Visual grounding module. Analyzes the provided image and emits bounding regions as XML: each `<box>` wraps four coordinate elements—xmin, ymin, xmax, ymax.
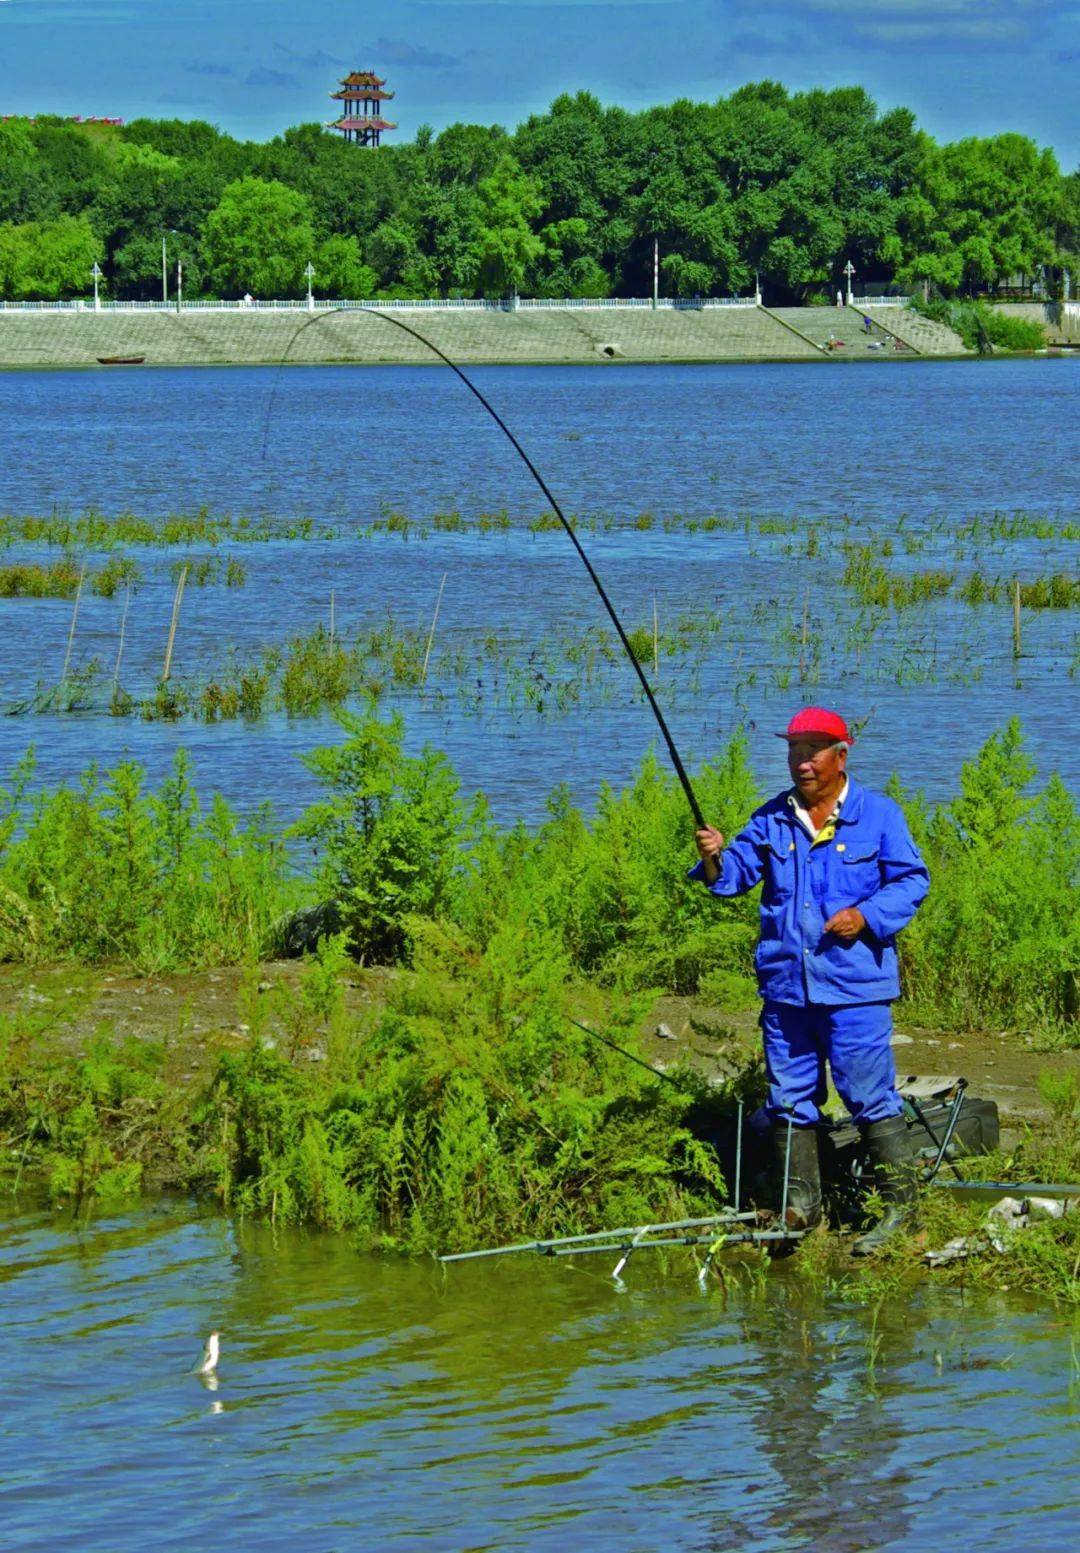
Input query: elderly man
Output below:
<box><xmin>691</xmin><ymin>708</ymin><xmax>930</xmax><ymax>1253</ymax></box>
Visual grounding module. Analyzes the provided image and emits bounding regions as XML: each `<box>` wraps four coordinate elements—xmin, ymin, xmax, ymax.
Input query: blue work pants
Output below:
<box><xmin>760</xmin><ymin>1000</ymin><xmax>902</xmax><ymax>1128</ymax></box>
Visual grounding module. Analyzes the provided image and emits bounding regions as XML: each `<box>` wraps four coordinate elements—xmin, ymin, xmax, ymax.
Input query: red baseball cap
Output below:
<box><xmin>776</xmin><ymin>707</ymin><xmax>853</xmax><ymax>744</ymax></box>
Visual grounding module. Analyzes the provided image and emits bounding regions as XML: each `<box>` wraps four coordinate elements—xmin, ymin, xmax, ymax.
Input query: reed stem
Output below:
<box><xmin>421</xmin><ymin>572</ymin><xmax>447</xmax><ymax>685</ymax></box>
<box><xmin>162</xmin><ymin>565</ymin><xmax>188</xmax><ymax>683</ymax></box>
<box><xmin>113</xmin><ymin>584</ymin><xmax>131</xmax><ymax>689</ymax></box>
<box><xmin>59</xmin><ymin>563</ymin><xmax>87</xmax><ymax>692</ymax></box>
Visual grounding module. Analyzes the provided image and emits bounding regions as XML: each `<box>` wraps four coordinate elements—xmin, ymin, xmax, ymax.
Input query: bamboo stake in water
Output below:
<box><xmin>799</xmin><ymin>588</ymin><xmax>809</xmax><ymax>681</ymax></box>
<box><xmin>421</xmin><ymin>571</ymin><xmax>447</xmax><ymax>685</ymax></box>
<box><xmin>162</xmin><ymin>565</ymin><xmax>188</xmax><ymax>683</ymax></box>
<box><xmin>652</xmin><ymin>597</ymin><xmax>659</xmax><ymax>677</ymax></box>
<box><xmin>329</xmin><ymin>587</ymin><xmax>336</xmax><ymax>644</ymax></box>
<box><xmin>59</xmin><ymin>563</ymin><xmax>87</xmax><ymax>694</ymax></box>
<box><xmin>113</xmin><ymin>584</ymin><xmax>131</xmax><ymax>690</ymax></box>
<box><xmin>1012</xmin><ymin>578</ymin><xmax>1021</xmax><ymax>659</ymax></box>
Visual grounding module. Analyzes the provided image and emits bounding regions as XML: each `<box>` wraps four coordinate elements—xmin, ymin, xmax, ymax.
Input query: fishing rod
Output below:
<box><xmin>565</xmin><ymin>1015</ymin><xmax>686</xmax><ymax>1089</ymax></box>
<box><xmin>262</xmin><ymin>304</ymin><xmax>707</xmax><ymax>829</ymax></box>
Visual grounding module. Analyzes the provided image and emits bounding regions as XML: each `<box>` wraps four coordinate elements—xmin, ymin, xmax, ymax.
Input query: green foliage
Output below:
<box><xmin>899</xmin><ymin>133</ymin><xmax>1062</xmax><ymax>295</ymax></box>
<box><xmin>205</xmin><ymin>915</ymin><xmax>726</xmax><ymax>1248</ymax></box>
<box><xmin>290</xmin><ymin>707</ymin><xmax>482</xmax><ymax>964</ymax></box>
<box><xmin>892</xmin><ymin>721</ymin><xmax>1080</xmax><ymax>1032</ymax></box>
<box><xmin>0</xmin><ymin>214</ymin><xmax>101</xmax><ymax>300</ymax></box>
<box><xmin>0</xmin><ymin>749</ymin><xmax>290</xmax><ymax>970</ymax></box>
<box><xmin>911</xmin><ymin>295</ymin><xmax>1045</xmax><ymax>352</ymax></box>
<box><xmin>201</xmin><ymin>177</ymin><xmax>316</xmax><ymax>297</ymax></box>
<box><xmin>0</xmin><ymin>1003</ymin><xmax>187</xmax><ymax>1207</ymax></box>
<box><xmin>1</xmin><ymin>89</ymin><xmax>1069</xmax><ymax>303</ymax></box>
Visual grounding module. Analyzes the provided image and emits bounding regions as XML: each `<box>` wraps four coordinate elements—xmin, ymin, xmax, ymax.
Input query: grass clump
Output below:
<box><xmin>0</xmin><ymin>749</ymin><xmax>290</xmax><ymax>971</ymax></box>
<box><xmin>0</xmin><ymin>560</ymin><xmax>84</xmax><ymax>598</ymax></box>
<box><xmin>910</xmin><ymin>296</ymin><xmax>1046</xmax><ymax>353</ymax></box>
<box><xmin>893</xmin><ymin>720</ymin><xmax>1080</xmax><ymax>1033</ymax></box>
<box><xmin>204</xmin><ymin>916</ymin><xmax>727</xmax><ymax>1250</ymax></box>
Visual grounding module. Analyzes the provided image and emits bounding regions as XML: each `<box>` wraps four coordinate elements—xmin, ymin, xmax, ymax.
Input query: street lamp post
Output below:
<box><xmin>843</xmin><ymin>259</ymin><xmax>856</xmax><ymax>306</ymax></box>
<box><xmin>652</xmin><ymin>239</ymin><xmax>659</xmax><ymax>309</ymax></box>
<box><xmin>91</xmin><ymin>261</ymin><xmax>102</xmax><ymax>312</ymax></box>
<box><xmin>162</xmin><ymin>229</ymin><xmax>176</xmax><ymax>304</ymax></box>
<box><xmin>305</xmin><ymin>261</ymin><xmax>315</xmax><ymax>312</ymax></box>
<box><xmin>176</xmin><ymin>259</ymin><xmax>183</xmax><ymax>315</ymax></box>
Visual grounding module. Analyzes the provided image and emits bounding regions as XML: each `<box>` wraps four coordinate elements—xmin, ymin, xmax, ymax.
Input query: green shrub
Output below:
<box><xmin>0</xmin><ymin>749</ymin><xmax>290</xmax><ymax>969</ymax></box>
<box><xmin>891</xmin><ymin>720</ymin><xmax>1080</xmax><ymax>1031</ymax></box>
<box><xmin>290</xmin><ymin>706</ymin><xmax>485</xmax><ymax>964</ymax></box>
<box><xmin>909</xmin><ymin>295</ymin><xmax>1045</xmax><ymax>352</ymax></box>
<box><xmin>206</xmin><ymin>914</ymin><xmax>728</xmax><ymax>1248</ymax></box>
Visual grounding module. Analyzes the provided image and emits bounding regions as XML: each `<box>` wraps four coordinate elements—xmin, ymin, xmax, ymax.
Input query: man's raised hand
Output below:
<box><xmin>695</xmin><ymin>826</ymin><xmax>724</xmax><ymax>861</ymax></box>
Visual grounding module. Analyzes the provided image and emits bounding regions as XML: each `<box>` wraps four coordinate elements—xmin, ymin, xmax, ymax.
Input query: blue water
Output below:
<box><xmin>1</xmin><ymin>1201</ymin><xmax>1077</xmax><ymax>1552</ymax></box>
<box><xmin>0</xmin><ymin>357</ymin><xmax>1076</xmax><ymax>822</ymax></box>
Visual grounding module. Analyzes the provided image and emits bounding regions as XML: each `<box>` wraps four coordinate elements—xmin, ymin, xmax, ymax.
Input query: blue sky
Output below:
<box><xmin>2</xmin><ymin>0</ymin><xmax>1077</xmax><ymax>166</ymax></box>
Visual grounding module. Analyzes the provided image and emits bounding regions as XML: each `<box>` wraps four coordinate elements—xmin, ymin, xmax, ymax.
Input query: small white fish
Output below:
<box><xmin>194</xmin><ymin>1332</ymin><xmax>220</xmax><ymax>1376</ymax></box>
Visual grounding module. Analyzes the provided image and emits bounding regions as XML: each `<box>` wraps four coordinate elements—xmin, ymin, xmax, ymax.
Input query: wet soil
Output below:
<box><xmin>6</xmin><ymin>962</ymin><xmax>1076</xmax><ymax>1138</ymax></box>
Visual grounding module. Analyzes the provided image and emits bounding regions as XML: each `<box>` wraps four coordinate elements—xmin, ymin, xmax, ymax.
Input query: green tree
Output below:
<box><xmin>900</xmin><ymin>134</ymin><xmax>1063</xmax><ymax>294</ymax></box>
<box><xmin>314</xmin><ymin>234</ymin><xmax>376</xmax><ymax>297</ymax></box>
<box><xmin>474</xmin><ymin>154</ymin><xmax>544</xmax><ymax>296</ymax></box>
<box><xmin>0</xmin><ymin>215</ymin><xmax>102</xmax><ymax>300</ymax></box>
<box><xmin>201</xmin><ymin>177</ymin><xmax>316</xmax><ymax>296</ymax></box>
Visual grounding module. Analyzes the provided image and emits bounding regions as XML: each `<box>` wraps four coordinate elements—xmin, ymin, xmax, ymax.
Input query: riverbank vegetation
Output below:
<box><xmin>0</xmin><ymin>85</ymin><xmax>1075</xmax><ymax>303</ymax></box>
<box><xmin>0</xmin><ymin>711</ymin><xmax>1075</xmax><ymax>1292</ymax></box>
<box><xmin>0</xmin><ymin>712</ymin><xmax>1075</xmax><ymax>1032</ymax></box>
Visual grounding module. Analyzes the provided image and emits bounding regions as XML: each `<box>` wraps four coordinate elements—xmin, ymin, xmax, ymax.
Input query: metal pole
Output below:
<box><xmin>781</xmin><ymin>1117</ymin><xmax>793</xmax><ymax>1225</ymax></box>
<box><xmin>162</xmin><ymin>235</ymin><xmax>168</xmax><ymax>304</ymax></box>
<box><xmin>176</xmin><ymin>259</ymin><xmax>182</xmax><ymax>315</ymax></box>
<box><xmin>652</xmin><ymin>240</ymin><xmax>659</xmax><ymax>309</ymax></box>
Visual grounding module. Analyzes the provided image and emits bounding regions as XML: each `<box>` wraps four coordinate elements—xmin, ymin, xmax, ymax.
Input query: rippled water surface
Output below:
<box><xmin>1</xmin><ymin>1201</ymin><xmax>1077</xmax><ymax>1551</ymax></box>
<box><xmin>0</xmin><ymin>358</ymin><xmax>1076</xmax><ymax>822</ymax></box>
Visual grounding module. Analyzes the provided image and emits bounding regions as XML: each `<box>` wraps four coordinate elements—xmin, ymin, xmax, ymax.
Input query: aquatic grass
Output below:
<box><xmin>168</xmin><ymin>555</ymin><xmax>247</xmax><ymax>589</ymax></box>
<box><xmin>0</xmin><ymin>560</ymin><xmax>84</xmax><ymax>598</ymax></box>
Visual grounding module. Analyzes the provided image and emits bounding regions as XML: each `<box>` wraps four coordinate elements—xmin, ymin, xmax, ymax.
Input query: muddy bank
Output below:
<box><xmin>9</xmin><ymin>960</ymin><xmax>1075</xmax><ymax>1136</ymax></box>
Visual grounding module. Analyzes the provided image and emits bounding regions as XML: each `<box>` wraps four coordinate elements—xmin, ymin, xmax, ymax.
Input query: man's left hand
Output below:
<box><xmin>823</xmin><ymin>907</ymin><xmax>866</xmax><ymax>940</ymax></box>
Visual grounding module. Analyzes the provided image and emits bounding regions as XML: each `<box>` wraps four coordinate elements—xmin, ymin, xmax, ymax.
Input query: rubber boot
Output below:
<box><xmin>851</xmin><ymin>1113</ymin><xmax>918</xmax><ymax>1256</ymax></box>
<box><xmin>771</xmin><ymin>1123</ymin><xmax>822</xmax><ymax>1232</ymax></box>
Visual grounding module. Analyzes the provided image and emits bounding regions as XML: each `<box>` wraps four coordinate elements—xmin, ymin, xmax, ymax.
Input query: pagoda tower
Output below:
<box><xmin>328</xmin><ymin>70</ymin><xmax>396</xmax><ymax>146</ymax></box>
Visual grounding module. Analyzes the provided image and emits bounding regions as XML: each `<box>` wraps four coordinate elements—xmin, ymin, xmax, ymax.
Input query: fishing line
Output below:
<box><xmin>261</xmin><ymin>305</ymin><xmax>706</xmax><ymax>828</ymax></box>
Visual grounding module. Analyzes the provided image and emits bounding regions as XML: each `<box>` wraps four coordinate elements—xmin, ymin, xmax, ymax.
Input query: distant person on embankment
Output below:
<box><xmin>690</xmin><ymin>708</ymin><xmax>930</xmax><ymax>1254</ymax></box>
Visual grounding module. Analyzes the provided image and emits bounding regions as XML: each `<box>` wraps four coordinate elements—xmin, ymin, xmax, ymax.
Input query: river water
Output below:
<box><xmin>2</xmin><ymin>361</ymin><xmax>1079</xmax><ymax>1548</ymax></box>
<box><xmin>0</xmin><ymin>357</ymin><xmax>1077</xmax><ymax>824</ymax></box>
<box><xmin>1</xmin><ymin>1199</ymin><xmax>1077</xmax><ymax>1552</ymax></box>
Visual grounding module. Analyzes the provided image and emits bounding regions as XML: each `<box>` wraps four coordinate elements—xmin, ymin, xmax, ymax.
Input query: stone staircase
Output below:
<box><xmin>770</xmin><ymin>306</ymin><xmax>965</xmax><ymax>357</ymax></box>
<box><xmin>868</xmin><ymin>306</ymin><xmax>967</xmax><ymax>355</ymax></box>
<box><xmin>0</xmin><ymin>302</ymin><xmax>967</xmax><ymax>368</ymax></box>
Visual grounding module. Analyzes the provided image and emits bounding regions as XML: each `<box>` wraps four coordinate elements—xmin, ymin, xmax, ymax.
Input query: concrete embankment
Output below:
<box><xmin>0</xmin><ymin>303</ymin><xmax>966</xmax><ymax>369</ymax></box>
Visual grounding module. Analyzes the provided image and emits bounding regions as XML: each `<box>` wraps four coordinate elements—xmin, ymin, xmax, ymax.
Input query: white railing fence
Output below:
<box><xmin>0</xmin><ymin>294</ymin><xmax>762</xmax><ymax>315</ymax></box>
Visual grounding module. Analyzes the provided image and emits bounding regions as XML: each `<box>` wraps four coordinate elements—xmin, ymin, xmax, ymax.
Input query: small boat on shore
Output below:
<box><xmin>96</xmin><ymin>355</ymin><xmax>145</xmax><ymax>365</ymax></box>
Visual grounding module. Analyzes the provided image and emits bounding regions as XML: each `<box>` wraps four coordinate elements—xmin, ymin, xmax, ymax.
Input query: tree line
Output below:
<box><xmin>0</xmin><ymin>82</ymin><xmax>1076</xmax><ymax>303</ymax></box>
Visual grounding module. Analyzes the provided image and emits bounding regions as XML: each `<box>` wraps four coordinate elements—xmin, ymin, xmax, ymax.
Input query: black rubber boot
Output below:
<box><xmin>771</xmin><ymin>1123</ymin><xmax>822</xmax><ymax>1232</ymax></box>
<box><xmin>852</xmin><ymin>1113</ymin><xmax>918</xmax><ymax>1256</ymax></box>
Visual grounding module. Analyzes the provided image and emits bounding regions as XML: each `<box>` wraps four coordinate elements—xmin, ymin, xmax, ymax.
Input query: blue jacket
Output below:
<box><xmin>689</xmin><ymin>775</ymin><xmax>929</xmax><ymax>1007</ymax></box>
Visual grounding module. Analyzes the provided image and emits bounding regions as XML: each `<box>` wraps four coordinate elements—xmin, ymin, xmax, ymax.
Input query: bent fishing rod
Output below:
<box><xmin>263</xmin><ymin>304</ymin><xmax>707</xmax><ymax>829</ymax></box>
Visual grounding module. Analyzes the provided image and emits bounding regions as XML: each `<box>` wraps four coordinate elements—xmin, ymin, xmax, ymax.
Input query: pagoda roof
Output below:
<box><xmin>331</xmin><ymin>86</ymin><xmax>395</xmax><ymax>102</ymax></box>
<box><xmin>329</xmin><ymin>116</ymin><xmax>398</xmax><ymax>132</ymax></box>
<box><xmin>338</xmin><ymin>70</ymin><xmax>387</xmax><ymax>87</ymax></box>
